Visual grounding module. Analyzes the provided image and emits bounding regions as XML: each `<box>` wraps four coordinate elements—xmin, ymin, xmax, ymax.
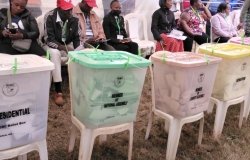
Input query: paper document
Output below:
<box><xmin>167</xmin><ymin>29</ymin><xmax>187</xmax><ymax>40</ymax></box>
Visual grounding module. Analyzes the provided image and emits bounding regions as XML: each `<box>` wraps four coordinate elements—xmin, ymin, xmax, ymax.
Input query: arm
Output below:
<box><xmin>94</xmin><ymin>14</ymin><xmax>106</xmax><ymax>39</ymax></box>
<box><xmin>201</xmin><ymin>4</ymin><xmax>212</xmax><ymax>21</ymax></box>
<box><xmin>72</xmin><ymin>19</ymin><xmax>81</xmax><ymax>49</ymax></box>
<box><xmin>211</xmin><ymin>15</ymin><xmax>230</xmax><ymax>38</ymax></box>
<box><xmin>21</xmin><ymin>15</ymin><xmax>39</xmax><ymax>39</ymax></box>
<box><xmin>151</xmin><ymin>11</ymin><xmax>162</xmax><ymax>41</ymax></box>
<box><xmin>180</xmin><ymin>12</ymin><xmax>195</xmax><ymax>36</ymax></box>
<box><xmin>103</xmin><ymin>15</ymin><xmax>120</xmax><ymax>43</ymax></box>
<box><xmin>0</xmin><ymin>15</ymin><xmax>4</xmax><ymax>39</ymax></box>
<box><xmin>44</xmin><ymin>15</ymin><xmax>61</xmax><ymax>49</ymax></box>
<box><xmin>0</xmin><ymin>9</ymin><xmax>8</xmax><ymax>39</ymax></box>
<box><xmin>120</xmin><ymin>16</ymin><xmax>128</xmax><ymax>38</ymax></box>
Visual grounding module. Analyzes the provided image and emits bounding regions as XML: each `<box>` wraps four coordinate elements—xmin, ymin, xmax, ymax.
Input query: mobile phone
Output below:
<box><xmin>9</xmin><ymin>28</ymin><xmax>17</xmax><ymax>34</ymax></box>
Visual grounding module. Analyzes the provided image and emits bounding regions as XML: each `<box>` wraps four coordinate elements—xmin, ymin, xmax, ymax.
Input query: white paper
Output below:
<box><xmin>167</xmin><ymin>29</ymin><xmax>187</xmax><ymax>40</ymax></box>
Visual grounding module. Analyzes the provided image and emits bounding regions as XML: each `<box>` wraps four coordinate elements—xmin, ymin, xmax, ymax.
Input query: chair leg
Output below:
<box><xmin>239</xmin><ymin>100</ymin><xmax>247</xmax><ymax>128</ymax></box>
<box><xmin>18</xmin><ymin>154</ymin><xmax>27</xmax><ymax>160</ymax></box>
<box><xmin>68</xmin><ymin>124</ymin><xmax>78</xmax><ymax>153</ymax></box>
<box><xmin>87</xmin><ymin>131</ymin><xmax>96</xmax><ymax>160</ymax></box>
<box><xmin>78</xmin><ymin>129</ymin><xmax>94</xmax><ymax>160</ymax></box>
<box><xmin>244</xmin><ymin>93</ymin><xmax>250</xmax><ymax>121</ymax></box>
<box><xmin>245</xmin><ymin>102</ymin><xmax>250</xmax><ymax>121</ymax></box>
<box><xmin>145</xmin><ymin>110</ymin><xmax>154</xmax><ymax>140</ymax></box>
<box><xmin>164</xmin><ymin>120</ymin><xmax>170</xmax><ymax>133</ymax></box>
<box><xmin>166</xmin><ymin>118</ymin><xmax>182</xmax><ymax>160</ymax></box>
<box><xmin>37</xmin><ymin>140</ymin><xmax>48</xmax><ymax>160</ymax></box>
<box><xmin>213</xmin><ymin>101</ymin><xmax>228</xmax><ymax>139</ymax></box>
<box><xmin>207</xmin><ymin>101</ymin><xmax>214</xmax><ymax>114</ymax></box>
<box><xmin>198</xmin><ymin>117</ymin><xmax>204</xmax><ymax>145</ymax></box>
<box><xmin>128</xmin><ymin>123</ymin><xmax>134</xmax><ymax>160</ymax></box>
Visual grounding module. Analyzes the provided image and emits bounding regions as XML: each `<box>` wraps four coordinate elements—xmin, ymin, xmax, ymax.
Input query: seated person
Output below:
<box><xmin>0</xmin><ymin>0</ymin><xmax>45</xmax><ymax>56</ymax></box>
<box><xmin>178</xmin><ymin>0</ymin><xmax>211</xmax><ymax>51</ymax></box>
<box><xmin>152</xmin><ymin>0</ymin><xmax>184</xmax><ymax>52</ymax></box>
<box><xmin>102</xmin><ymin>0</ymin><xmax>138</xmax><ymax>55</ymax></box>
<box><xmin>44</xmin><ymin>0</ymin><xmax>82</xmax><ymax>107</ymax></box>
<box><xmin>73</xmin><ymin>0</ymin><xmax>114</xmax><ymax>50</ymax></box>
<box><xmin>211</xmin><ymin>3</ymin><xmax>237</xmax><ymax>43</ymax></box>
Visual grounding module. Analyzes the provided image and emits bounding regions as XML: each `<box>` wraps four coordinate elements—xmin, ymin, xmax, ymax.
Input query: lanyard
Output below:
<box><xmin>115</xmin><ymin>16</ymin><xmax>121</xmax><ymax>35</ymax></box>
<box><xmin>191</xmin><ymin>7</ymin><xmax>202</xmax><ymax>21</ymax></box>
<box><xmin>62</xmin><ymin>20</ymin><xmax>68</xmax><ymax>42</ymax></box>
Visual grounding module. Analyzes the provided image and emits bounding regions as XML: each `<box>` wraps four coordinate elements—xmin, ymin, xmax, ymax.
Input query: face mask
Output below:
<box><xmin>112</xmin><ymin>10</ymin><xmax>121</xmax><ymax>16</ymax></box>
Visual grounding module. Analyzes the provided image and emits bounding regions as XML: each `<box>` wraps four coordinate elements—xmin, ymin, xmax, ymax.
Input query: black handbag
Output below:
<box><xmin>7</xmin><ymin>8</ymin><xmax>32</xmax><ymax>52</ymax></box>
<box><xmin>11</xmin><ymin>39</ymin><xmax>32</xmax><ymax>52</ymax></box>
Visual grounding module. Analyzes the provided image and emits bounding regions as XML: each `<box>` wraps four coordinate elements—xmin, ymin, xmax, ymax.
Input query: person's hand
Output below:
<box><xmin>8</xmin><ymin>31</ymin><xmax>23</xmax><ymax>40</ymax></box>
<box><xmin>200</xmin><ymin>3</ymin><xmax>205</xmax><ymax>9</ymax></box>
<box><xmin>237</xmin><ymin>23</ymin><xmax>244</xmax><ymax>30</ymax></box>
<box><xmin>95</xmin><ymin>37</ymin><xmax>104</xmax><ymax>42</ymax></box>
<box><xmin>2</xmin><ymin>29</ymin><xmax>11</xmax><ymax>37</ymax></box>
<box><xmin>192</xmin><ymin>31</ymin><xmax>202</xmax><ymax>36</ymax></box>
<box><xmin>67</xmin><ymin>46</ymin><xmax>74</xmax><ymax>51</ymax></box>
<box><xmin>85</xmin><ymin>38</ymin><xmax>96</xmax><ymax>44</ymax></box>
<box><xmin>58</xmin><ymin>45</ymin><xmax>74</xmax><ymax>52</ymax></box>
<box><xmin>58</xmin><ymin>45</ymin><xmax>67</xmax><ymax>52</ymax></box>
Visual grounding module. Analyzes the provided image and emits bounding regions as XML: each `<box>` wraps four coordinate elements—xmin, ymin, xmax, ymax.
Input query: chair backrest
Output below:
<box><xmin>36</xmin><ymin>14</ymin><xmax>45</xmax><ymax>46</ymax></box>
<box><xmin>124</xmin><ymin>13</ymin><xmax>149</xmax><ymax>41</ymax></box>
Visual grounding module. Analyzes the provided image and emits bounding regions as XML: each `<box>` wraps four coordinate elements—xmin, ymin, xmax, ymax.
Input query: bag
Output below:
<box><xmin>12</xmin><ymin>39</ymin><xmax>32</xmax><ymax>52</ymax></box>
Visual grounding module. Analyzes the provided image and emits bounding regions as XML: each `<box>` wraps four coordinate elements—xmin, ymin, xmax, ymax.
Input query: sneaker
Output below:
<box><xmin>54</xmin><ymin>92</ymin><xmax>65</xmax><ymax>107</ymax></box>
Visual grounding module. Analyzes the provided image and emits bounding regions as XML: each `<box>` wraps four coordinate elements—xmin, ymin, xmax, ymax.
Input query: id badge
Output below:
<box><xmin>117</xmin><ymin>35</ymin><xmax>123</xmax><ymax>40</ymax></box>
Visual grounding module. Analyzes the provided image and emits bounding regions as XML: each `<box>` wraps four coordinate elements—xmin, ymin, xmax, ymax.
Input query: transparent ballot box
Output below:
<box><xmin>198</xmin><ymin>43</ymin><xmax>250</xmax><ymax>101</ymax></box>
<box><xmin>68</xmin><ymin>50</ymin><xmax>150</xmax><ymax>128</ymax></box>
<box><xmin>0</xmin><ymin>54</ymin><xmax>54</xmax><ymax>150</ymax></box>
<box><xmin>151</xmin><ymin>51</ymin><xmax>221</xmax><ymax>117</ymax></box>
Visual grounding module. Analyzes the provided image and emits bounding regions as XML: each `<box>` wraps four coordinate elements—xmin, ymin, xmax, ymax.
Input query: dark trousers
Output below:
<box><xmin>183</xmin><ymin>32</ymin><xmax>210</xmax><ymax>51</ymax></box>
<box><xmin>214</xmin><ymin>37</ymin><xmax>230</xmax><ymax>43</ymax></box>
<box><xmin>0</xmin><ymin>40</ymin><xmax>46</xmax><ymax>56</ymax></box>
<box><xmin>109</xmin><ymin>41</ymin><xmax>139</xmax><ymax>55</ymax></box>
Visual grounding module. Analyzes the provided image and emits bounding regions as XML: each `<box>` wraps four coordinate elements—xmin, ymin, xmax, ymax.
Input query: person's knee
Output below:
<box><xmin>131</xmin><ymin>42</ymin><xmax>138</xmax><ymax>48</ymax></box>
<box><xmin>48</xmin><ymin>48</ymin><xmax>62</xmax><ymax>64</ymax></box>
<box><xmin>49</xmin><ymin>49</ymin><xmax>61</xmax><ymax>59</ymax></box>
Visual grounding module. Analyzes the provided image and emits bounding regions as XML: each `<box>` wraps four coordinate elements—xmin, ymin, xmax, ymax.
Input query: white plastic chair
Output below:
<box><xmin>0</xmin><ymin>140</ymin><xmax>48</xmax><ymax>160</ymax></box>
<box><xmin>36</xmin><ymin>15</ymin><xmax>46</xmax><ymax>47</ymax></box>
<box><xmin>246</xmin><ymin>89</ymin><xmax>250</xmax><ymax>120</ymax></box>
<box><xmin>207</xmin><ymin>95</ymin><xmax>249</xmax><ymax>139</ymax></box>
<box><xmin>68</xmin><ymin>117</ymin><xmax>133</xmax><ymax>160</ymax></box>
<box><xmin>124</xmin><ymin>13</ymin><xmax>155</xmax><ymax>58</ymax></box>
<box><xmin>67</xmin><ymin>68</ymin><xmax>134</xmax><ymax>160</ymax></box>
<box><xmin>145</xmin><ymin>65</ymin><xmax>204</xmax><ymax>160</ymax></box>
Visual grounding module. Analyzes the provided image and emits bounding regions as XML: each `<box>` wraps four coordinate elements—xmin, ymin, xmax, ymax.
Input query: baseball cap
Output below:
<box><xmin>84</xmin><ymin>0</ymin><xmax>97</xmax><ymax>8</ymax></box>
<box><xmin>57</xmin><ymin>0</ymin><xmax>73</xmax><ymax>10</ymax></box>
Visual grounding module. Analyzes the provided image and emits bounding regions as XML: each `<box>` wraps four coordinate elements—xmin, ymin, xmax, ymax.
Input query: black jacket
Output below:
<box><xmin>103</xmin><ymin>12</ymin><xmax>128</xmax><ymax>44</ymax></box>
<box><xmin>44</xmin><ymin>8</ymin><xmax>80</xmax><ymax>49</ymax></box>
<box><xmin>151</xmin><ymin>8</ymin><xmax>176</xmax><ymax>41</ymax></box>
<box><xmin>0</xmin><ymin>8</ymin><xmax>39</xmax><ymax>41</ymax></box>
